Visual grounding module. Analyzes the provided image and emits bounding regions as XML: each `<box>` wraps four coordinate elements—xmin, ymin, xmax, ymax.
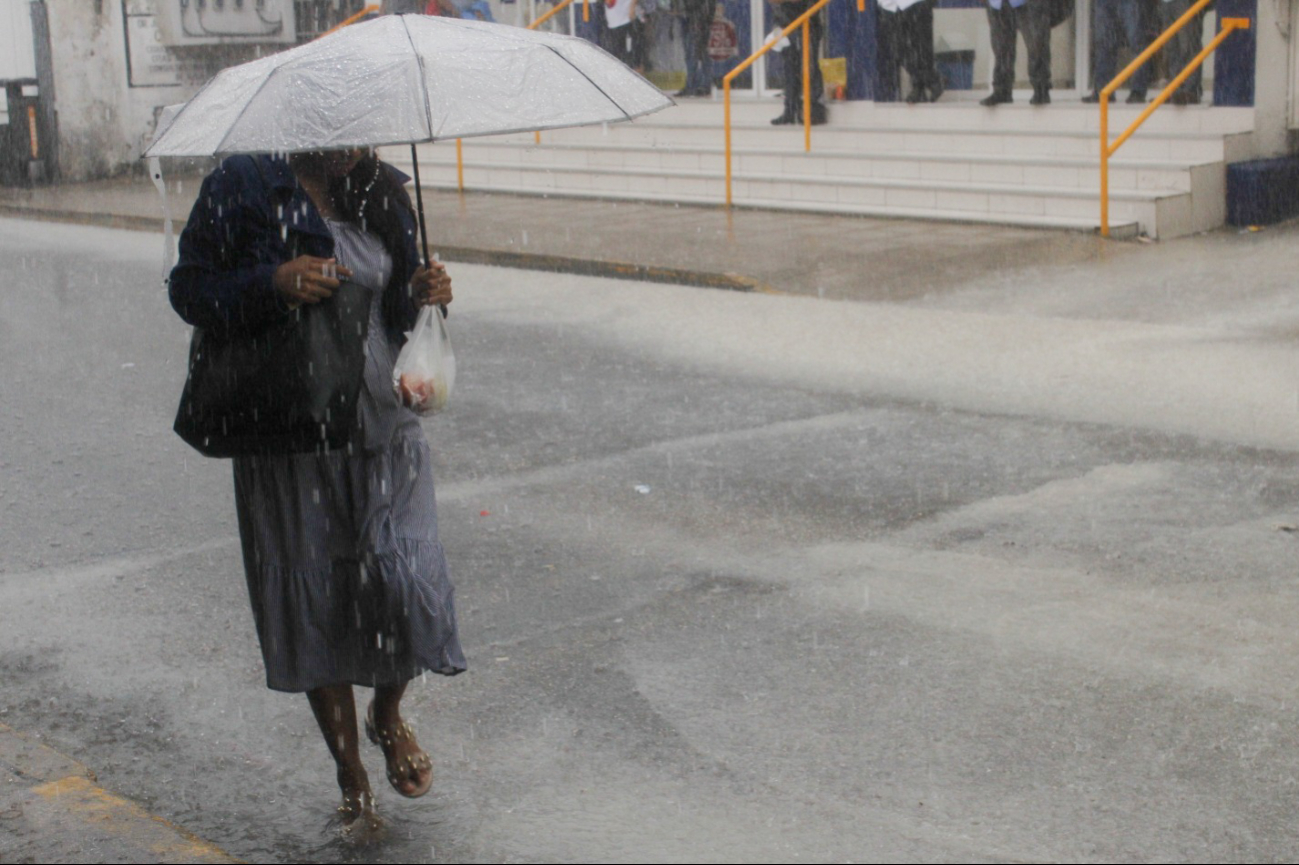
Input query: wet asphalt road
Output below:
<box><xmin>5</xmin><ymin>215</ymin><xmax>1299</xmax><ymax>862</ymax></box>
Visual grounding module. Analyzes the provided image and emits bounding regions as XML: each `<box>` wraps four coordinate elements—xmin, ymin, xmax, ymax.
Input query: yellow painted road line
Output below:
<box><xmin>31</xmin><ymin>776</ymin><xmax>241</xmax><ymax>864</ymax></box>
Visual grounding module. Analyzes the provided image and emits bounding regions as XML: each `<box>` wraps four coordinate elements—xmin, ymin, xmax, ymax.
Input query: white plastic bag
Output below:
<box><xmin>392</xmin><ymin>305</ymin><xmax>456</xmax><ymax>416</ymax></box>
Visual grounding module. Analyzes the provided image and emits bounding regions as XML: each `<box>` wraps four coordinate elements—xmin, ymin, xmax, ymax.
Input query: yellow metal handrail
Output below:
<box><xmin>1100</xmin><ymin>2</ymin><xmax>1251</xmax><ymax>236</ymax></box>
<box><xmin>319</xmin><ymin>4</ymin><xmax>381</xmax><ymax>39</ymax></box>
<box><xmin>724</xmin><ymin>0</ymin><xmax>842</xmax><ymax>207</ymax></box>
<box><xmin>531</xmin><ymin>0</ymin><xmax>590</xmax><ymax>30</ymax></box>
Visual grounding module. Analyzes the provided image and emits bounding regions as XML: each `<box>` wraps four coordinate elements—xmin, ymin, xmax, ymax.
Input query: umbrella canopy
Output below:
<box><xmin>145</xmin><ymin>14</ymin><xmax>672</xmax><ymax>158</ymax></box>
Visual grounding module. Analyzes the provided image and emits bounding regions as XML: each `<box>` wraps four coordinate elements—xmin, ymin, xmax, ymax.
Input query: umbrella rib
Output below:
<box><xmin>400</xmin><ymin>15</ymin><xmax>437</xmax><ymax>143</ymax></box>
<box><xmin>148</xmin><ymin>73</ymin><xmax>221</xmax><ymax>156</ymax></box>
<box><xmin>542</xmin><ymin>45</ymin><xmax>634</xmax><ymax>124</ymax></box>
<box><xmin>212</xmin><ymin>59</ymin><xmax>286</xmax><ymax>155</ymax></box>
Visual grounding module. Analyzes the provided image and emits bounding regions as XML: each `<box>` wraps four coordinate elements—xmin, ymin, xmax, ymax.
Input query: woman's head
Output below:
<box><xmin>291</xmin><ymin>147</ymin><xmax>371</xmax><ymax>179</ymax></box>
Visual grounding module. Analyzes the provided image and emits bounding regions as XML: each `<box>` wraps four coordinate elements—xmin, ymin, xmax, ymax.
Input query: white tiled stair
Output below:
<box><xmin>384</xmin><ymin>98</ymin><xmax>1256</xmax><ymax>239</ymax></box>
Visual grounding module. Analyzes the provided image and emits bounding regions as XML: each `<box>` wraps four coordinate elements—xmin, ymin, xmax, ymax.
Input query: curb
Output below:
<box><xmin>0</xmin><ymin>202</ymin><xmax>770</xmax><ymax>293</ymax></box>
<box><xmin>0</xmin><ymin>723</ymin><xmax>241</xmax><ymax>864</ymax></box>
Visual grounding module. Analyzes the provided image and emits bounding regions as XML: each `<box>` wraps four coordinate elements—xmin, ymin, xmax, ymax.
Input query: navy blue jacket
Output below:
<box><xmin>169</xmin><ymin>154</ymin><xmax>423</xmax><ymax>341</ymax></box>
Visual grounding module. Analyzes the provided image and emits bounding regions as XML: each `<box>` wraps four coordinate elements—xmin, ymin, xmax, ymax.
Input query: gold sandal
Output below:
<box><xmin>364</xmin><ymin>703</ymin><xmax>433</xmax><ymax>798</ymax></box>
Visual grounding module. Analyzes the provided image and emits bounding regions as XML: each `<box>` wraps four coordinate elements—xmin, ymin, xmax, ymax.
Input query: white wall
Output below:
<box><xmin>1254</xmin><ymin>0</ymin><xmax>1296</xmax><ymax>154</ymax></box>
<box><xmin>42</xmin><ymin>1</ymin><xmax>267</xmax><ymax>180</ymax></box>
<box><xmin>42</xmin><ymin>1</ymin><xmax>190</xmax><ymax>179</ymax></box>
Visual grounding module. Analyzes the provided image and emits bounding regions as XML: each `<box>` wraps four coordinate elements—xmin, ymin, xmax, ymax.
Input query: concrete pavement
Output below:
<box><xmin>0</xmin><ymin>166</ymin><xmax>1115</xmax><ymax>301</ymax></box>
<box><xmin>4</xmin><ymin>172</ymin><xmax>1299</xmax><ymax>862</ymax></box>
<box><xmin>0</xmin><ymin>723</ymin><xmax>239</xmax><ymax>863</ymax></box>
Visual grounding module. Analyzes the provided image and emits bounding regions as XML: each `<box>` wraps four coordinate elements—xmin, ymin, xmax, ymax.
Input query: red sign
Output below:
<box><xmin>707</xmin><ymin>18</ymin><xmax>738</xmax><ymax>62</ymax></box>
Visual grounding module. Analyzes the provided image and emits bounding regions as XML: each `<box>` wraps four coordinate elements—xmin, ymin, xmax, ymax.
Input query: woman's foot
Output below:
<box><xmin>330</xmin><ymin>764</ymin><xmax>385</xmax><ymax>838</ymax></box>
<box><xmin>365</xmin><ymin>702</ymin><xmax>433</xmax><ymax>798</ymax></box>
<box><xmin>306</xmin><ymin>684</ymin><xmax>385</xmax><ymax>833</ymax></box>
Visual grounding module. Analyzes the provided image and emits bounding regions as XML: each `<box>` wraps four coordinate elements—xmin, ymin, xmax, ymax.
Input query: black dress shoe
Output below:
<box><xmin>905</xmin><ymin>88</ymin><xmax>924</xmax><ymax>104</ymax></box>
<box><xmin>771</xmin><ymin>114</ymin><xmax>797</xmax><ymax>125</ymax></box>
<box><xmin>980</xmin><ymin>91</ymin><xmax>1011</xmax><ymax>106</ymax></box>
<box><xmin>1081</xmin><ymin>91</ymin><xmax>1114</xmax><ymax>104</ymax></box>
<box><xmin>1029</xmin><ymin>87</ymin><xmax>1050</xmax><ymax>105</ymax></box>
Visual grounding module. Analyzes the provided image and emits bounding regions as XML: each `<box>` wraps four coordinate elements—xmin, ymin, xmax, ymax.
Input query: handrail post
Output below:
<box><xmin>725</xmin><ymin>78</ymin><xmax>734</xmax><ymax>207</ymax></box>
<box><xmin>1100</xmin><ymin>100</ymin><xmax>1109</xmax><ymax>236</ymax></box>
<box><xmin>803</xmin><ymin>22</ymin><xmax>812</xmax><ymax>152</ymax></box>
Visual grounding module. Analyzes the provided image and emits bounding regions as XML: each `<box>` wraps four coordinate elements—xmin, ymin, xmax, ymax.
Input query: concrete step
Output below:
<box><xmin>404</xmin><ymin>170</ymin><xmax>1141</xmax><ymax>237</ymax></box>
<box><xmin>661</xmin><ymin>98</ymin><xmax>1257</xmax><ymax>135</ymax></box>
<box><xmin>494</xmin><ymin>123</ymin><xmax>1246</xmax><ymax>163</ymax></box>
<box><xmin>400</xmin><ymin>157</ymin><xmax>1198</xmax><ymax>236</ymax></box>
<box><xmin>396</xmin><ymin>140</ymin><xmax>1203</xmax><ymax>193</ymax></box>
<box><xmin>384</xmin><ymin>98</ymin><xmax>1252</xmax><ymax>239</ymax></box>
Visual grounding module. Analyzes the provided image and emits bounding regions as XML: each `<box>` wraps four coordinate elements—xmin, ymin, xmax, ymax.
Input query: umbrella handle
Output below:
<box><xmin>409</xmin><ymin>143</ymin><xmax>447</xmax><ymax>319</ymax></box>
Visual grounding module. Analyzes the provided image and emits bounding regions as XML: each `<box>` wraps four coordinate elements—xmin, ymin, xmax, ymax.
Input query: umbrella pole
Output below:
<box><xmin>409</xmin><ymin>143</ymin><xmax>448</xmax><ymax>318</ymax></box>
<box><xmin>410</xmin><ymin>143</ymin><xmax>431</xmax><ymax>268</ymax></box>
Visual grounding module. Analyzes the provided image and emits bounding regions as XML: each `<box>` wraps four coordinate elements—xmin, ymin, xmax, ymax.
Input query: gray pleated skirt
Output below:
<box><xmin>232</xmin><ymin>426</ymin><xmax>467</xmax><ymax>692</ymax></box>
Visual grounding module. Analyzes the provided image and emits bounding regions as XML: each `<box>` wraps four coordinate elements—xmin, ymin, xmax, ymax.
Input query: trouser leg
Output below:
<box><xmin>782</xmin><ymin>26</ymin><xmax>824</xmax><ymax>113</ymax></box>
<box><xmin>1160</xmin><ymin>0</ymin><xmax>1203</xmax><ymax>98</ymax></box>
<box><xmin>1092</xmin><ymin>0</ymin><xmax>1121</xmax><ymax>92</ymax></box>
<box><xmin>684</xmin><ymin>12</ymin><xmax>709</xmax><ymax>90</ymax></box>
<box><xmin>1120</xmin><ymin>0</ymin><xmax>1151</xmax><ymax>94</ymax></box>
<box><xmin>877</xmin><ymin>9</ymin><xmax>902</xmax><ymax>101</ymax></box>
<box><xmin>986</xmin><ymin>2</ymin><xmax>1017</xmax><ymax>96</ymax></box>
<box><xmin>631</xmin><ymin>18</ymin><xmax>648</xmax><ymax>71</ymax></box>
<box><xmin>1016</xmin><ymin>0</ymin><xmax>1052</xmax><ymax>92</ymax></box>
<box><xmin>900</xmin><ymin>0</ymin><xmax>939</xmax><ymax>92</ymax></box>
<box><xmin>780</xmin><ymin>38</ymin><xmax>801</xmax><ymax>116</ymax></box>
<box><xmin>806</xmin><ymin>15</ymin><xmax>825</xmax><ymax>105</ymax></box>
<box><xmin>609</xmin><ymin>24</ymin><xmax>632</xmax><ymax>64</ymax></box>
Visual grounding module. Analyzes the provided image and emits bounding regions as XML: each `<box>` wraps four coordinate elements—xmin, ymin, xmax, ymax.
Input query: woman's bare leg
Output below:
<box><xmin>371</xmin><ymin>681</ymin><xmax>432</xmax><ymax>797</ymax></box>
<box><xmin>306</xmin><ymin>685</ymin><xmax>376</xmax><ymax>821</ymax></box>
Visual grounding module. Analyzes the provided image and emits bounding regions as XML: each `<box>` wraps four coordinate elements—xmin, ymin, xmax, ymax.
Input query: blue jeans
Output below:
<box><xmin>682</xmin><ymin>6</ymin><xmax>711</xmax><ymax>91</ymax></box>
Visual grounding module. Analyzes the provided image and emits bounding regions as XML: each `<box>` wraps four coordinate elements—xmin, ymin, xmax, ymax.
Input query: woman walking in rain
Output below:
<box><xmin>169</xmin><ymin>147</ymin><xmax>465</xmax><ymax>832</ymax></box>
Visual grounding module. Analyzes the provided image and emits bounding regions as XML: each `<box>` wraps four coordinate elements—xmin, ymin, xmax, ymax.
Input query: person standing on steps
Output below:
<box><xmin>877</xmin><ymin>0</ymin><xmax>945</xmax><ymax>103</ymax></box>
<box><xmin>676</xmin><ymin>0</ymin><xmax>713</xmax><ymax>95</ymax></box>
<box><xmin>770</xmin><ymin>0</ymin><xmax>828</xmax><ymax>124</ymax></box>
<box><xmin>1082</xmin><ymin>0</ymin><xmax>1153</xmax><ymax>103</ymax></box>
<box><xmin>982</xmin><ymin>0</ymin><xmax>1052</xmax><ymax>106</ymax></box>
<box><xmin>1159</xmin><ymin>0</ymin><xmax>1208</xmax><ymax>104</ymax></box>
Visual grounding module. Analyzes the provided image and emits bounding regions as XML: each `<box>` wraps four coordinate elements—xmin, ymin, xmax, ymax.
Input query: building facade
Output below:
<box><xmin>0</xmin><ymin>0</ymin><xmax>1294</xmax><ymax>184</ymax></box>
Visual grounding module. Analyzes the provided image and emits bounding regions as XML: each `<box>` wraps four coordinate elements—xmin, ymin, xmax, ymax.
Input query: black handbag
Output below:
<box><xmin>173</xmin><ymin>280</ymin><xmax>372</xmax><ymax>458</ymax></box>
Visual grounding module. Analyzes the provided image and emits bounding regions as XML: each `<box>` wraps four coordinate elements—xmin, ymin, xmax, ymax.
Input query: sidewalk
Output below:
<box><xmin>0</xmin><ymin>723</ymin><xmax>239</xmax><ymax>863</ymax></box>
<box><xmin>0</xmin><ymin>169</ymin><xmax>1115</xmax><ymax>303</ymax></box>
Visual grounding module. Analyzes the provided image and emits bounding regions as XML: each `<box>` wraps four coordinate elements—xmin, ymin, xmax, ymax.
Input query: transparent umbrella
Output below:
<box><xmin>145</xmin><ymin>13</ymin><xmax>673</xmax><ymax>261</ymax></box>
